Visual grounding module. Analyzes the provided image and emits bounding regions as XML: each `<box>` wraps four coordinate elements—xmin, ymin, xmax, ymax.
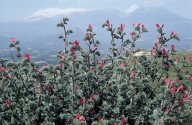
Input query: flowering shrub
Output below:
<box><xmin>0</xmin><ymin>17</ymin><xmax>192</xmax><ymax>125</ymax></box>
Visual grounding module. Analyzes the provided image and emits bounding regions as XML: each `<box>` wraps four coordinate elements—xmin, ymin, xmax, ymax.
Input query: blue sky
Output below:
<box><xmin>0</xmin><ymin>0</ymin><xmax>192</xmax><ymax>22</ymax></box>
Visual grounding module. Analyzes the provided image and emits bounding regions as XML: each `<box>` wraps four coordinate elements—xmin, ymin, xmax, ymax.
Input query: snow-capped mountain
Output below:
<box><xmin>23</xmin><ymin>8</ymin><xmax>88</xmax><ymax>22</ymax></box>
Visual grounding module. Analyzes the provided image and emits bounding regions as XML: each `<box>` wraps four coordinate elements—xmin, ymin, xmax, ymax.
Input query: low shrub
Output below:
<box><xmin>0</xmin><ymin>18</ymin><xmax>192</xmax><ymax>125</ymax></box>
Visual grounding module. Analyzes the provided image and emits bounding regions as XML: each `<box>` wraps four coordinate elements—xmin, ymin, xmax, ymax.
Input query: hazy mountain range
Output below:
<box><xmin>0</xmin><ymin>7</ymin><xmax>192</xmax><ymax>51</ymax></box>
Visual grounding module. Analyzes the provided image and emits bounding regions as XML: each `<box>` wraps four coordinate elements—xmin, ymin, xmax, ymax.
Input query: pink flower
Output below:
<box><xmin>88</xmin><ymin>24</ymin><xmax>92</xmax><ymax>30</ymax></box>
<box><xmin>166</xmin><ymin>64</ymin><xmax>170</xmax><ymax>69</ymax></box>
<box><xmin>170</xmin><ymin>44</ymin><xmax>175</xmax><ymax>50</ymax></box>
<box><xmin>121</xmin><ymin>61</ymin><xmax>125</xmax><ymax>68</ymax></box>
<box><xmin>94</xmin><ymin>46</ymin><xmax>98</xmax><ymax>51</ymax></box>
<box><xmin>49</xmin><ymin>86</ymin><xmax>54</xmax><ymax>93</ymax></box>
<box><xmin>130</xmin><ymin>71</ymin><xmax>135</xmax><ymax>77</ymax></box>
<box><xmin>90</xmin><ymin>93</ymin><xmax>95</xmax><ymax>99</ymax></box>
<box><xmin>188</xmin><ymin>76</ymin><xmax>192</xmax><ymax>82</ymax></box>
<box><xmin>75</xmin><ymin>114</ymin><xmax>81</xmax><ymax>119</ymax></box>
<box><xmin>25</xmin><ymin>53</ymin><xmax>30</xmax><ymax>60</ymax></box>
<box><xmin>89</xmin><ymin>33</ymin><xmax>93</xmax><ymax>38</ymax></box>
<box><xmin>142</xmin><ymin>24</ymin><xmax>145</xmax><ymax>29</ymax></box>
<box><xmin>72</xmin><ymin>55</ymin><xmax>76</xmax><ymax>60</ymax></box>
<box><xmin>70</xmin><ymin>49</ymin><xmax>75</xmax><ymax>53</ymax></box>
<box><xmin>130</xmin><ymin>31</ymin><xmax>136</xmax><ymax>37</ymax></box>
<box><xmin>151</xmin><ymin>47</ymin><xmax>155</xmax><ymax>55</ymax></box>
<box><xmin>5</xmin><ymin>75</ymin><xmax>10</xmax><ymax>79</ymax></box>
<box><xmin>137</xmin><ymin>22</ymin><xmax>140</xmax><ymax>27</ymax></box>
<box><xmin>162</xmin><ymin>48</ymin><xmax>166</xmax><ymax>55</ymax></box>
<box><xmin>187</xmin><ymin>97</ymin><xmax>192</xmax><ymax>101</ymax></box>
<box><xmin>165</xmin><ymin>106</ymin><xmax>170</xmax><ymax>113</ymax></box>
<box><xmin>171</xmin><ymin>80</ymin><xmax>174</xmax><ymax>84</ymax></box>
<box><xmin>0</xmin><ymin>67</ymin><xmax>6</xmax><ymax>72</ymax></box>
<box><xmin>106</xmin><ymin>20</ymin><xmax>110</xmax><ymax>27</ymax></box>
<box><xmin>45</xmin><ymin>63</ymin><xmax>49</xmax><ymax>67</ymax></box>
<box><xmin>37</xmin><ymin>68</ymin><xmax>42</xmax><ymax>73</ymax></box>
<box><xmin>177</xmin><ymin>84</ymin><xmax>184</xmax><ymax>91</ymax></box>
<box><xmin>184</xmin><ymin>90</ymin><xmax>189</xmax><ymax>95</ymax></box>
<box><xmin>61</xmin><ymin>55</ymin><xmax>65</xmax><ymax>60</ymax></box>
<box><xmin>121</xmin><ymin>118</ymin><xmax>125</xmax><ymax>125</ymax></box>
<box><xmin>154</xmin><ymin>43</ymin><xmax>158</xmax><ymax>47</ymax></box>
<box><xmin>171</xmin><ymin>32</ymin><xmax>177</xmax><ymax>37</ymax></box>
<box><xmin>40</xmin><ymin>83</ymin><xmax>46</xmax><ymax>89</ymax></box>
<box><xmin>59</xmin><ymin>63</ymin><xmax>63</xmax><ymax>69</ymax></box>
<box><xmin>6</xmin><ymin>100</ymin><xmax>11</xmax><ymax>106</ymax></box>
<box><xmin>156</xmin><ymin>24</ymin><xmax>160</xmax><ymax>28</ymax></box>
<box><xmin>100</xmin><ymin>60</ymin><xmax>105</xmax><ymax>68</ymax></box>
<box><xmin>120</xmin><ymin>24</ymin><xmax>125</xmax><ymax>31</ymax></box>
<box><xmin>11</xmin><ymin>38</ymin><xmax>15</xmax><ymax>42</ymax></box>
<box><xmin>73</xmin><ymin>40</ymin><xmax>79</xmax><ymax>46</ymax></box>
<box><xmin>170</xmin><ymin>87</ymin><xmax>177</xmax><ymax>93</ymax></box>
<box><xmin>98</xmin><ymin>117</ymin><xmax>103</xmax><ymax>123</ymax></box>
<box><xmin>179</xmin><ymin>98</ymin><xmax>184</xmax><ymax>105</ymax></box>
<box><xmin>164</xmin><ymin>79</ymin><xmax>171</xmax><ymax>86</ymax></box>
<box><xmin>134</xmin><ymin>60</ymin><xmax>137</xmax><ymax>65</ymax></box>
<box><xmin>79</xmin><ymin>116</ymin><xmax>85</xmax><ymax>122</ymax></box>
<box><xmin>79</xmin><ymin>98</ymin><xmax>84</xmax><ymax>105</ymax></box>
<box><xmin>187</xmin><ymin>57</ymin><xmax>191</xmax><ymax>61</ymax></box>
<box><xmin>175</xmin><ymin>58</ymin><xmax>178</xmax><ymax>63</ymax></box>
<box><xmin>89</xmin><ymin>66</ymin><xmax>94</xmax><ymax>71</ymax></box>
<box><xmin>114</xmin><ymin>123</ymin><xmax>118</xmax><ymax>125</ymax></box>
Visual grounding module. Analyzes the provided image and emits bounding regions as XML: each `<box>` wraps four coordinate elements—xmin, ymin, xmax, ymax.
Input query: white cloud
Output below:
<box><xmin>126</xmin><ymin>4</ymin><xmax>139</xmax><ymax>14</ymax></box>
<box><xmin>24</xmin><ymin>8</ymin><xmax>88</xmax><ymax>21</ymax></box>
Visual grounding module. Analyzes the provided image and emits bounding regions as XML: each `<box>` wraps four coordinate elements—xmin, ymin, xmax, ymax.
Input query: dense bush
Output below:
<box><xmin>0</xmin><ymin>18</ymin><xmax>192</xmax><ymax>125</ymax></box>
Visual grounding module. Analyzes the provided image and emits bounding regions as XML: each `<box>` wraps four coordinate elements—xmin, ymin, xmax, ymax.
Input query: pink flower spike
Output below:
<box><xmin>130</xmin><ymin>71</ymin><xmax>135</xmax><ymax>77</ymax></box>
<box><xmin>94</xmin><ymin>46</ymin><xmax>98</xmax><ymax>51</ymax></box>
<box><xmin>177</xmin><ymin>84</ymin><xmax>184</xmax><ymax>91</ymax></box>
<box><xmin>75</xmin><ymin>114</ymin><xmax>81</xmax><ymax>119</ymax></box>
<box><xmin>25</xmin><ymin>53</ymin><xmax>30</xmax><ymax>60</ymax></box>
<box><xmin>121</xmin><ymin>118</ymin><xmax>125</xmax><ymax>125</ymax></box>
<box><xmin>170</xmin><ymin>44</ymin><xmax>175</xmax><ymax>50</ymax></box>
<box><xmin>106</xmin><ymin>20</ymin><xmax>110</xmax><ymax>27</ymax></box>
<box><xmin>179</xmin><ymin>98</ymin><xmax>184</xmax><ymax>105</ymax></box>
<box><xmin>79</xmin><ymin>116</ymin><xmax>85</xmax><ymax>122</ymax></box>
<box><xmin>170</xmin><ymin>87</ymin><xmax>177</xmax><ymax>93</ymax></box>
<box><xmin>61</xmin><ymin>55</ymin><xmax>65</xmax><ymax>60</ymax></box>
<box><xmin>6</xmin><ymin>100</ymin><xmax>11</xmax><ymax>106</ymax></box>
<box><xmin>187</xmin><ymin>97</ymin><xmax>192</xmax><ymax>101</ymax></box>
<box><xmin>70</xmin><ymin>49</ymin><xmax>75</xmax><ymax>53</ymax></box>
<box><xmin>1</xmin><ymin>67</ymin><xmax>6</xmax><ymax>72</ymax></box>
<box><xmin>137</xmin><ymin>22</ymin><xmax>140</xmax><ymax>27</ymax></box>
<box><xmin>100</xmin><ymin>59</ymin><xmax>105</xmax><ymax>68</ymax></box>
<box><xmin>130</xmin><ymin>31</ymin><xmax>136</xmax><ymax>37</ymax></box>
<box><xmin>156</xmin><ymin>24</ymin><xmax>160</xmax><ymax>28</ymax></box>
<box><xmin>120</xmin><ymin>24</ymin><xmax>125</xmax><ymax>31</ymax></box>
<box><xmin>98</xmin><ymin>117</ymin><xmax>103</xmax><ymax>123</ymax></box>
<box><xmin>184</xmin><ymin>90</ymin><xmax>189</xmax><ymax>95</ymax></box>
<box><xmin>164</xmin><ymin>79</ymin><xmax>170</xmax><ymax>86</ymax></box>
<box><xmin>88</xmin><ymin>24</ymin><xmax>92</xmax><ymax>30</ymax></box>
<box><xmin>121</xmin><ymin>61</ymin><xmax>125</xmax><ymax>68</ymax></box>
<box><xmin>175</xmin><ymin>58</ymin><xmax>178</xmax><ymax>63</ymax></box>
<box><xmin>11</xmin><ymin>38</ymin><xmax>15</xmax><ymax>42</ymax></box>
<box><xmin>73</xmin><ymin>40</ymin><xmax>79</xmax><ymax>46</ymax></box>
<box><xmin>142</xmin><ymin>24</ymin><xmax>145</xmax><ymax>29</ymax></box>
<box><xmin>154</xmin><ymin>43</ymin><xmax>158</xmax><ymax>47</ymax></box>
<box><xmin>171</xmin><ymin>32</ymin><xmax>177</xmax><ymax>37</ymax></box>
<box><xmin>162</xmin><ymin>48</ymin><xmax>167</xmax><ymax>55</ymax></box>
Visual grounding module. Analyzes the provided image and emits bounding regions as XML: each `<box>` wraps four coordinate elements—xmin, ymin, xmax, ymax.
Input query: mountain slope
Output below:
<box><xmin>0</xmin><ymin>7</ymin><xmax>191</xmax><ymax>50</ymax></box>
